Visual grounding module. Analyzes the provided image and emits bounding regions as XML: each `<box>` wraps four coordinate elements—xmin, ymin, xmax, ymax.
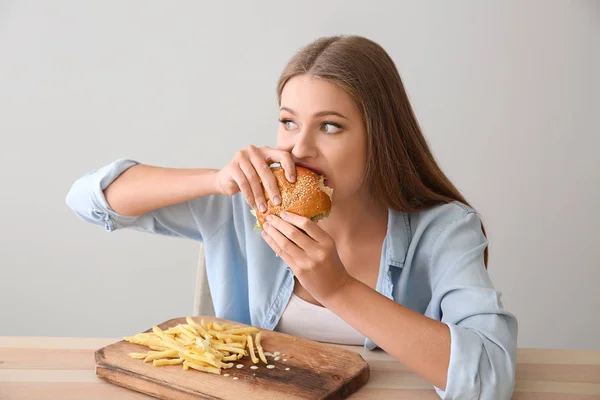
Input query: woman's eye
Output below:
<box><xmin>321</xmin><ymin>122</ymin><xmax>342</xmax><ymax>134</ymax></box>
<box><xmin>279</xmin><ymin>119</ymin><xmax>298</xmax><ymax>130</ymax></box>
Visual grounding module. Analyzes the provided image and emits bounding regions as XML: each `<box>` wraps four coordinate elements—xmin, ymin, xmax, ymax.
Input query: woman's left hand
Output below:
<box><xmin>261</xmin><ymin>211</ymin><xmax>351</xmax><ymax>303</ymax></box>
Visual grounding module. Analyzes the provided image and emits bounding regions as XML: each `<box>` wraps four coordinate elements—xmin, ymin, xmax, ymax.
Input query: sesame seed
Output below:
<box><xmin>224</xmin><ymin>374</ymin><xmax>230</xmax><ymax>377</ymax></box>
<box><xmin>266</xmin><ymin>365</ymin><xmax>275</xmax><ymax>369</ymax></box>
<box><xmin>236</xmin><ymin>364</ymin><xmax>243</xmax><ymax>369</ymax></box>
<box><xmin>233</xmin><ymin>377</ymin><xmax>239</xmax><ymax>380</ymax></box>
<box><xmin>285</xmin><ymin>367</ymin><xmax>290</xmax><ymax>371</ymax></box>
<box><xmin>250</xmin><ymin>366</ymin><xmax>258</xmax><ymax>370</ymax></box>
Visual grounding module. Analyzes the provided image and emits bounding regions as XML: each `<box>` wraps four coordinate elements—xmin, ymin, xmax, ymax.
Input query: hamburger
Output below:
<box><xmin>251</xmin><ymin>166</ymin><xmax>333</xmax><ymax>229</ymax></box>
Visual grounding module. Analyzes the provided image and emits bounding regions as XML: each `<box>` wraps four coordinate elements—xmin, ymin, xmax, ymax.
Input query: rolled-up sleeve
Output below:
<box><xmin>65</xmin><ymin>158</ymin><xmax>232</xmax><ymax>241</ymax></box>
<box><xmin>427</xmin><ymin>211</ymin><xmax>518</xmax><ymax>399</ymax></box>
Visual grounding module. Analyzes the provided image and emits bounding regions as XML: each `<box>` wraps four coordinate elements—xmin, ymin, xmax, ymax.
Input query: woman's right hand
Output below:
<box><xmin>216</xmin><ymin>145</ymin><xmax>296</xmax><ymax>213</ymax></box>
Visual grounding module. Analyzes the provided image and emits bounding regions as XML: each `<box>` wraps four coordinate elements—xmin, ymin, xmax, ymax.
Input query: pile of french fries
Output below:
<box><xmin>124</xmin><ymin>317</ymin><xmax>269</xmax><ymax>375</ymax></box>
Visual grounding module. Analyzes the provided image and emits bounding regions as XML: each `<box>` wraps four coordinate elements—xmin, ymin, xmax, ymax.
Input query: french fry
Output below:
<box><xmin>180</xmin><ymin>351</ymin><xmax>222</xmax><ymax>369</ymax></box>
<box><xmin>255</xmin><ymin>332</ymin><xmax>268</xmax><ymax>364</ymax></box>
<box><xmin>212</xmin><ymin>322</ymin><xmax>225</xmax><ymax>332</ymax></box>
<box><xmin>152</xmin><ymin>325</ymin><xmax>165</xmax><ymax>338</ymax></box>
<box><xmin>124</xmin><ymin>335</ymin><xmax>162</xmax><ymax>348</ymax></box>
<box><xmin>125</xmin><ymin>317</ymin><xmax>274</xmax><ymax>376</ymax></box>
<box><xmin>213</xmin><ymin>344</ymin><xmax>247</xmax><ymax>355</ymax></box>
<box><xmin>216</xmin><ymin>333</ymin><xmax>247</xmax><ymax>342</ymax></box>
<box><xmin>183</xmin><ymin>324</ymin><xmax>198</xmax><ymax>334</ymax></box>
<box><xmin>174</xmin><ymin>336</ymin><xmax>193</xmax><ymax>346</ymax></box>
<box><xmin>159</xmin><ymin>337</ymin><xmax>186</xmax><ymax>353</ymax></box>
<box><xmin>144</xmin><ymin>349</ymin><xmax>178</xmax><ymax>363</ymax></box>
<box><xmin>222</xmin><ymin>327</ymin><xmax>259</xmax><ymax>335</ymax></box>
<box><xmin>149</xmin><ymin>345</ymin><xmax>169</xmax><ymax>351</ymax></box>
<box><xmin>209</xmin><ymin>348</ymin><xmax>224</xmax><ymax>359</ymax></box>
<box><xmin>183</xmin><ymin>360</ymin><xmax>220</xmax><ymax>375</ymax></box>
<box><xmin>154</xmin><ymin>358</ymin><xmax>183</xmax><ymax>367</ymax></box>
<box><xmin>246</xmin><ymin>334</ymin><xmax>259</xmax><ymax>364</ymax></box>
<box><xmin>186</xmin><ymin>316</ymin><xmax>212</xmax><ymax>339</ymax></box>
<box><xmin>128</xmin><ymin>352</ymin><xmax>148</xmax><ymax>359</ymax></box>
<box><xmin>177</xmin><ymin>326</ymin><xmax>198</xmax><ymax>341</ymax></box>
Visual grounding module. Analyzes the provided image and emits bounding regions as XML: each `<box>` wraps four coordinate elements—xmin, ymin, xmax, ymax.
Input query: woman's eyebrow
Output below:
<box><xmin>280</xmin><ymin>106</ymin><xmax>348</xmax><ymax>120</ymax></box>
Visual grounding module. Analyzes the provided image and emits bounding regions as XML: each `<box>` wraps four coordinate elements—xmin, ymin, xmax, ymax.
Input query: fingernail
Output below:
<box><xmin>263</xmin><ymin>222</ymin><xmax>270</xmax><ymax>230</ymax></box>
<box><xmin>259</xmin><ymin>203</ymin><xmax>267</xmax><ymax>213</ymax></box>
<box><xmin>290</xmin><ymin>175</ymin><xmax>296</xmax><ymax>182</ymax></box>
<box><xmin>266</xmin><ymin>215</ymin><xmax>273</xmax><ymax>222</ymax></box>
<box><xmin>273</xmin><ymin>196</ymin><xmax>281</xmax><ymax>206</ymax></box>
<box><xmin>280</xmin><ymin>212</ymin><xmax>288</xmax><ymax>220</ymax></box>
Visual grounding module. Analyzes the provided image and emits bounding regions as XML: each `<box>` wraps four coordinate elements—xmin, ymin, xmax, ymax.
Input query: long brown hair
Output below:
<box><xmin>276</xmin><ymin>35</ymin><xmax>489</xmax><ymax>266</ymax></box>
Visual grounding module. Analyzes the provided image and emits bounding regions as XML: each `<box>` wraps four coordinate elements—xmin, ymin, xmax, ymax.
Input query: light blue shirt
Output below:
<box><xmin>66</xmin><ymin>158</ymin><xmax>518</xmax><ymax>399</ymax></box>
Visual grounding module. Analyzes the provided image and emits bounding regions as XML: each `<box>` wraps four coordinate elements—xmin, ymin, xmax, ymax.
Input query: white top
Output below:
<box><xmin>274</xmin><ymin>292</ymin><xmax>366</xmax><ymax>345</ymax></box>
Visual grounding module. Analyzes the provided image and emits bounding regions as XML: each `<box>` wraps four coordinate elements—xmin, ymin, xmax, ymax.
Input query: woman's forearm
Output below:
<box><xmin>103</xmin><ymin>164</ymin><xmax>221</xmax><ymax>216</ymax></box>
<box><xmin>322</xmin><ymin>277</ymin><xmax>451</xmax><ymax>390</ymax></box>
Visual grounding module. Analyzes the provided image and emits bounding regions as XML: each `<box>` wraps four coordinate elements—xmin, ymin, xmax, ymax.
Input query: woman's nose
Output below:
<box><xmin>291</xmin><ymin>132</ymin><xmax>319</xmax><ymax>160</ymax></box>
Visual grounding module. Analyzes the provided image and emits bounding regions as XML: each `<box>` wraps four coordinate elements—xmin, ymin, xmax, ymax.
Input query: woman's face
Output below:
<box><xmin>276</xmin><ymin>74</ymin><xmax>368</xmax><ymax>204</ymax></box>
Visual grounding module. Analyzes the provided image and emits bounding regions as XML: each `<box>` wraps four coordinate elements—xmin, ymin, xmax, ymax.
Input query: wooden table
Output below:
<box><xmin>1</xmin><ymin>337</ymin><xmax>599</xmax><ymax>399</ymax></box>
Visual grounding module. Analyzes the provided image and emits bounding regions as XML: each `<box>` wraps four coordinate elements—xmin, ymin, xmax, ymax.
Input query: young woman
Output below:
<box><xmin>67</xmin><ymin>35</ymin><xmax>517</xmax><ymax>398</ymax></box>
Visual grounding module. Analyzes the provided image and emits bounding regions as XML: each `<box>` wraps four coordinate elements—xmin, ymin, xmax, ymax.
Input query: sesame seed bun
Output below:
<box><xmin>253</xmin><ymin>166</ymin><xmax>333</xmax><ymax>229</ymax></box>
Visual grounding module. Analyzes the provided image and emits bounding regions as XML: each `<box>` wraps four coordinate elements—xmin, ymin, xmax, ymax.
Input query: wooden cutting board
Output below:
<box><xmin>95</xmin><ymin>316</ymin><xmax>370</xmax><ymax>400</ymax></box>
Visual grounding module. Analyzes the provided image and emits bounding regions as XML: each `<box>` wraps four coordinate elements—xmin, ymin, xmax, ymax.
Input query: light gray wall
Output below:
<box><xmin>1</xmin><ymin>1</ymin><xmax>598</xmax><ymax>349</ymax></box>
